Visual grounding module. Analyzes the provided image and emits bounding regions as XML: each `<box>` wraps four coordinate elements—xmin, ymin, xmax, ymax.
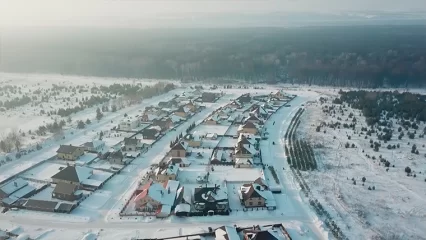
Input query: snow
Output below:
<box><xmin>0</xmin><ymin>178</ymin><xmax>27</xmax><ymax>195</ymax></box>
<box><xmin>193</xmin><ymin>124</ymin><xmax>230</xmax><ymax>136</ymax></box>
<box><xmin>0</xmin><ymin>78</ymin><xmax>334</xmax><ymax>240</ymax></box>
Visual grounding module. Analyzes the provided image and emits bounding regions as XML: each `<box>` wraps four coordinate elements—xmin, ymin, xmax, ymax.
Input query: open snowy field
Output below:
<box><xmin>296</xmin><ymin>91</ymin><xmax>426</xmax><ymax>239</ymax></box>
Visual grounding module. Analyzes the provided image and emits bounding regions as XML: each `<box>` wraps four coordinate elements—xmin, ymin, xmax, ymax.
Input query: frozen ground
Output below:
<box><xmin>296</xmin><ymin>91</ymin><xmax>426</xmax><ymax>239</ymax></box>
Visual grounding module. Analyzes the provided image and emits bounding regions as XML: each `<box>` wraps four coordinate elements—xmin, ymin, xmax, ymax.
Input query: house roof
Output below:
<box><xmin>237</xmin><ymin>134</ymin><xmax>256</xmax><ymax>145</ymax></box>
<box><xmin>235</xmin><ymin>144</ymin><xmax>257</xmax><ymax>155</ymax></box>
<box><xmin>56</xmin><ymin>145</ymin><xmax>81</xmax><ymax>154</ymax></box>
<box><xmin>194</xmin><ymin>186</ymin><xmax>228</xmax><ymax>203</ymax></box>
<box><xmin>109</xmin><ymin>150</ymin><xmax>123</xmax><ymax>160</ymax></box>
<box><xmin>0</xmin><ymin>178</ymin><xmax>28</xmax><ymax>196</ymax></box>
<box><xmin>124</xmin><ymin>137</ymin><xmax>138</xmax><ymax>145</ymax></box>
<box><xmin>51</xmin><ymin>165</ymin><xmax>92</xmax><ymax>183</ymax></box>
<box><xmin>53</xmin><ymin>182</ymin><xmax>78</xmax><ymax>195</ymax></box>
<box><xmin>235</xmin><ymin>157</ymin><xmax>253</xmax><ymax>165</ymax></box>
<box><xmin>215</xmin><ymin>226</ymin><xmax>241</xmax><ymax>240</ymax></box>
<box><xmin>242</xmin><ymin>121</ymin><xmax>257</xmax><ymax>129</ymax></box>
<box><xmin>171</xmin><ymin>142</ymin><xmax>188</xmax><ymax>151</ymax></box>
<box><xmin>24</xmin><ymin>199</ymin><xmax>59</xmax><ymax>211</ymax></box>
<box><xmin>135</xmin><ymin>180</ymin><xmax>180</xmax><ymax>206</ymax></box>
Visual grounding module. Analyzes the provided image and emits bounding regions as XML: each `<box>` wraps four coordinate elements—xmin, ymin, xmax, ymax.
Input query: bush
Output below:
<box><xmin>405</xmin><ymin>166</ymin><xmax>412</xmax><ymax>174</ymax></box>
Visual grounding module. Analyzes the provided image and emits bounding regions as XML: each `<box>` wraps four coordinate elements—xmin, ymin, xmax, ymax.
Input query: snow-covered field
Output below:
<box><xmin>296</xmin><ymin>92</ymin><xmax>426</xmax><ymax>239</ymax></box>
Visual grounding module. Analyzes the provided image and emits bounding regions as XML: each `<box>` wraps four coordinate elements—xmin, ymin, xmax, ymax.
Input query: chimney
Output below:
<box><xmin>168</xmin><ymin>187</ymin><xmax>171</xmax><ymax>194</ymax></box>
<box><xmin>160</xmin><ymin>190</ymin><xmax>163</xmax><ymax>196</ymax></box>
<box><xmin>13</xmin><ymin>182</ymin><xmax>17</xmax><ymax>187</ymax></box>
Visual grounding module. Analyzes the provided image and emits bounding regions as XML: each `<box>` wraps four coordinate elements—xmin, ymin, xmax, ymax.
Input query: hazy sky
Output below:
<box><xmin>1</xmin><ymin>0</ymin><xmax>426</xmax><ymax>27</ymax></box>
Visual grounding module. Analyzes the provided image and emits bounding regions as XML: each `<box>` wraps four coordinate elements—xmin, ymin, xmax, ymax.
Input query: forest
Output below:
<box><xmin>1</xmin><ymin>25</ymin><xmax>426</xmax><ymax>87</ymax></box>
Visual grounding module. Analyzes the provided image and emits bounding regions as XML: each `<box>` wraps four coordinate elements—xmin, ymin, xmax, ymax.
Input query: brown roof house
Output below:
<box><xmin>154</xmin><ymin>164</ymin><xmax>179</xmax><ymax>182</ymax></box>
<box><xmin>239</xmin><ymin>181</ymin><xmax>276</xmax><ymax>210</ymax></box>
<box><xmin>108</xmin><ymin>150</ymin><xmax>125</xmax><ymax>165</ymax></box>
<box><xmin>201</xmin><ymin>92</ymin><xmax>217</xmax><ymax>103</ymax></box>
<box><xmin>124</xmin><ymin>137</ymin><xmax>144</xmax><ymax>152</ymax></box>
<box><xmin>142</xmin><ymin>127</ymin><xmax>160</xmax><ymax>140</ymax></box>
<box><xmin>174</xmin><ymin>106</ymin><xmax>190</xmax><ymax>118</ymax></box>
<box><xmin>237</xmin><ymin>121</ymin><xmax>259</xmax><ymax>135</ymax></box>
<box><xmin>51</xmin><ymin>165</ymin><xmax>93</xmax><ymax>186</ymax></box>
<box><xmin>169</xmin><ymin>142</ymin><xmax>188</xmax><ymax>158</ymax></box>
<box><xmin>153</xmin><ymin>117</ymin><xmax>173</xmax><ymax>131</ymax></box>
<box><xmin>52</xmin><ymin>182</ymin><xmax>82</xmax><ymax>201</ymax></box>
<box><xmin>56</xmin><ymin>145</ymin><xmax>85</xmax><ymax>161</ymax></box>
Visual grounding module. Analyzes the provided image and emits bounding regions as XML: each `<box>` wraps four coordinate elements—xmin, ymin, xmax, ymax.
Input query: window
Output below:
<box><xmin>258</xmin><ymin>202</ymin><xmax>262</xmax><ymax>206</ymax></box>
<box><xmin>249</xmin><ymin>202</ymin><xmax>253</xmax><ymax>206</ymax></box>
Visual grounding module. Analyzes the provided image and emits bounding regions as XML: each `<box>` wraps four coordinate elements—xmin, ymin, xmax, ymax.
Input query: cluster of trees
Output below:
<box><xmin>0</xmin><ymin>130</ymin><xmax>23</xmax><ymax>153</ymax></box>
<box><xmin>335</xmin><ymin>90</ymin><xmax>426</xmax><ymax>125</ymax></box>
<box><xmin>284</xmin><ymin>108</ymin><xmax>317</xmax><ymax>171</ymax></box>
<box><xmin>3</xmin><ymin>26</ymin><xmax>426</xmax><ymax>87</ymax></box>
<box><xmin>0</xmin><ymin>96</ymin><xmax>32</xmax><ymax>110</ymax></box>
<box><xmin>185</xmin><ymin>122</ymin><xmax>196</xmax><ymax>134</ymax></box>
<box><xmin>268</xmin><ymin>166</ymin><xmax>280</xmax><ymax>185</ymax></box>
<box><xmin>169</xmin><ymin>132</ymin><xmax>184</xmax><ymax>148</ymax></box>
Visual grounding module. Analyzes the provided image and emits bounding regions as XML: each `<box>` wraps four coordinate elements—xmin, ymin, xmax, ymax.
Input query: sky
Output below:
<box><xmin>1</xmin><ymin>0</ymin><xmax>426</xmax><ymax>27</ymax></box>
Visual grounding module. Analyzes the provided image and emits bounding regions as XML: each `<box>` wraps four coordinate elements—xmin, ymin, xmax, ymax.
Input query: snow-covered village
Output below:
<box><xmin>0</xmin><ymin>72</ymin><xmax>426</xmax><ymax>240</ymax></box>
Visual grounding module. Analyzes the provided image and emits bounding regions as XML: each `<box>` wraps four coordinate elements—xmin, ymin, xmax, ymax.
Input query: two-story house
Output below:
<box><xmin>56</xmin><ymin>145</ymin><xmax>85</xmax><ymax>161</ymax></box>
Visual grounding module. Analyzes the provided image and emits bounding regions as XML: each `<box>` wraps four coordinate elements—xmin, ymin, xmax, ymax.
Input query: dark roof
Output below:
<box><xmin>57</xmin><ymin>145</ymin><xmax>81</xmax><ymax>154</ymax></box>
<box><xmin>202</xmin><ymin>92</ymin><xmax>217</xmax><ymax>102</ymax></box>
<box><xmin>241</xmin><ymin>184</ymin><xmax>263</xmax><ymax>200</ymax></box>
<box><xmin>51</xmin><ymin>166</ymin><xmax>80</xmax><ymax>183</ymax></box>
<box><xmin>24</xmin><ymin>199</ymin><xmax>58</xmax><ymax>210</ymax></box>
<box><xmin>109</xmin><ymin>151</ymin><xmax>123</xmax><ymax>160</ymax></box>
<box><xmin>176</xmin><ymin>106</ymin><xmax>186</xmax><ymax>113</ymax></box>
<box><xmin>253</xmin><ymin>177</ymin><xmax>267</xmax><ymax>187</ymax></box>
<box><xmin>56</xmin><ymin>202</ymin><xmax>76</xmax><ymax>213</ymax></box>
<box><xmin>252</xmin><ymin>231</ymin><xmax>279</xmax><ymax>240</ymax></box>
<box><xmin>143</xmin><ymin>128</ymin><xmax>159</xmax><ymax>136</ymax></box>
<box><xmin>242</xmin><ymin>121</ymin><xmax>257</xmax><ymax>129</ymax></box>
<box><xmin>53</xmin><ymin>182</ymin><xmax>78</xmax><ymax>195</ymax></box>
<box><xmin>247</xmin><ymin>115</ymin><xmax>260</xmax><ymax>121</ymax></box>
<box><xmin>124</xmin><ymin>137</ymin><xmax>138</xmax><ymax>145</ymax></box>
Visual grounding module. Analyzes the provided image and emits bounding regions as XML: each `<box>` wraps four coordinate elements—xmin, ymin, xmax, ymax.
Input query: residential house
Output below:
<box><xmin>193</xmin><ymin>185</ymin><xmax>229</xmax><ymax>213</ymax></box>
<box><xmin>204</xmin><ymin>115</ymin><xmax>220</xmax><ymax>125</ymax></box>
<box><xmin>236</xmin><ymin>93</ymin><xmax>251</xmax><ymax>104</ymax></box>
<box><xmin>170</xmin><ymin>142</ymin><xmax>188</xmax><ymax>158</ymax></box>
<box><xmin>184</xmin><ymin>133</ymin><xmax>202</xmax><ymax>147</ymax></box>
<box><xmin>242</xmin><ymin>224</ymin><xmax>293</xmax><ymax>240</ymax></box>
<box><xmin>158</xmin><ymin>99</ymin><xmax>178</xmax><ymax>108</ymax></box>
<box><xmin>167</xmin><ymin>157</ymin><xmax>191</xmax><ymax>167</ymax></box>
<box><xmin>124</xmin><ymin>137</ymin><xmax>143</xmax><ymax>151</ymax></box>
<box><xmin>237</xmin><ymin>121</ymin><xmax>259</xmax><ymax>135</ymax></box>
<box><xmin>174</xmin><ymin>106</ymin><xmax>189</xmax><ymax>118</ymax></box>
<box><xmin>201</xmin><ymin>92</ymin><xmax>217</xmax><ymax>103</ymax></box>
<box><xmin>51</xmin><ymin>165</ymin><xmax>93</xmax><ymax>186</ymax></box>
<box><xmin>153</xmin><ymin>118</ymin><xmax>173</xmax><ymax>131</ymax></box>
<box><xmin>205</xmin><ymin>133</ymin><xmax>218</xmax><ymax>140</ymax></box>
<box><xmin>234</xmin><ymin>157</ymin><xmax>254</xmax><ymax>168</ymax></box>
<box><xmin>81</xmin><ymin>140</ymin><xmax>105</xmax><ymax>153</ymax></box>
<box><xmin>141</xmin><ymin>113</ymin><xmax>159</xmax><ymax>122</ymax></box>
<box><xmin>154</xmin><ymin>164</ymin><xmax>179</xmax><ymax>182</ymax></box>
<box><xmin>273</xmin><ymin>90</ymin><xmax>288</xmax><ymax>100</ymax></box>
<box><xmin>250</xmin><ymin>106</ymin><xmax>268</xmax><ymax>119</ymax></box>
<box><xmin>52</xmin><ymin>182</ymin><xmax>82</xmax><ymax>201</ymax></box>
<box><xmin>134</xmin><ymin>180</ymin><xmax>183</xmax><ymax>217</ymax></box>
<box><xmin>108</xmin><ymin>150</ymin><xmax>125</xmax><ymax>165</ymax></box>
<box><xmin>184</xmin><ymin>101</ymin><xmax>197</xmax><ymax>112</ymax></box>
<box><xmin>118</xmin><ymin>116</ymin><xmax>140</xmax><ymax>131</ymax></box>
<box><xmin>215</xmin><ymin>226</ymin><xmax>241</xmax><ymax>240</ymax></box>
<box><xmin>227</xmin><ymin>100</ymin><xmax>242</xmax><ymax>109</ymax></box>
<box><xmin>142</xmin><ymin>127</ymin><xmax>160</xmax><ymax>140</ymax></box>
<box><xmin>245</xmin><ymin>115</ymin><xmax>262</xmax><ymax>125</ymax></box>
<box><xmin>239</xmin><ymin>182</ymin><xmax>276</xmax><ymax>210</ymax></box>
<box><xmin>56</xmin><ymin>145</ymin><xmax>85</xmax><ymax>161</ymax></box>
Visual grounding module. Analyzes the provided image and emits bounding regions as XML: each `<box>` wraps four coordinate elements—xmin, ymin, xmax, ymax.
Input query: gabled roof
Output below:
<box><xmin>240</xmin><ymin>183</ymin><xmax>265</xmax><ymax>200</ymax></box>
<box><xmin>0</xmin><ymin>178</ymin><xmax>28</xmax><ymax>197</ymax></box>
<box><xmin>51</xmin><ymin>165</ymin><xmax>92</xmax><ymax>183</ymax></box>
<box><xmin>109</xmin><ymin>151</ymin><xmax>123</xmax><ymax>160</ymax></box>
<box><xmin>235</xmin><ymin>144</ymin><xmax>257</xmax><ymax>155</ymax></box>
<box><xmin>235</xmin><ymin>158</ymin><xmax>253</xmax><ymax>165</ymax></box>
<box><xmin>53</xmin><ymin>182</ymin><xmax>78</xmax><ymax>195</ymax></box>
<box><xmin>171</xmin><ymin>142</ymin><xmax>188</xmax><ymax>151</ymax></box>
<box><xmin>251</xmin><ymin>230</ymin><xmax>280</xmax><ymax>240</ymax></box>
<box><xmin>242</xmin><ymin>121</ymin><xmax>257</xmax><ymax>129</ymax></box>
<box><xmin>57</xmin><ymin>145</ymin><xmax>81</xmax><ymax>154</ymax></box>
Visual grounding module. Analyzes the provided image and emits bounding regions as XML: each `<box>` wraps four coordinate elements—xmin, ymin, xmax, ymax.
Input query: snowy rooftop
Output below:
<box><xmin>0</xmin><ymin>178</ymin><xmax>28</xmax><ymax>195</ymax></box>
